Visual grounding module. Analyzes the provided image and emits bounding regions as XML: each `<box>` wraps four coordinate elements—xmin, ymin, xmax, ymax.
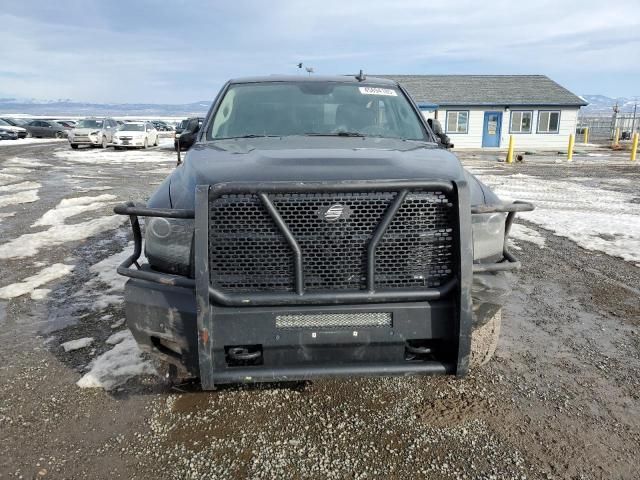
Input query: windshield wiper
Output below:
<box><xmin>214</xmin><ymin>134</ymin><xmax>281</xmax><ymax>140</ymax></box>
<box><xmin>305</xmin><ymin>132</ymin><xmax>365</xmax><ymax>137</ymax></box>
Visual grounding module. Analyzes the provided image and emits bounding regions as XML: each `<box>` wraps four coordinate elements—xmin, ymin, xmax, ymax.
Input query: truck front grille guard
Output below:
<box><xmin>113</xmin><ymin>185</ymin><xmax>533</xmax><ymax>302</ymax></box>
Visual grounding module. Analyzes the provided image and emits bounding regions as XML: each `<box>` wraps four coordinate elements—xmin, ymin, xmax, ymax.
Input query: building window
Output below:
<box><xmin>446</xmin><ymin>111</ymin><xmax>469</xmax><ymax>134</ymax></box>
<box><xmin>537</xmin><ymin>111</ymin><xmax>560</xmax><ymax>133</ymax></box>
<box><xmin>510</xmin><ymin>111</ymin><xmax>532</xmax><ymax>133</ymax></box>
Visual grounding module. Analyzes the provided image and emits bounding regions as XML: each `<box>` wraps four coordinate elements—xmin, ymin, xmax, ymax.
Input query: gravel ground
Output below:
<box><xmin>0</xmin><ymin>142</ymin><xmax>638</xmax><ymax>479</ymax></box>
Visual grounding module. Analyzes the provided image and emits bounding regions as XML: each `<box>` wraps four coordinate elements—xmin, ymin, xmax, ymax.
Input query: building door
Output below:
<box><xmin>482</xmin><ymin>111</ymin><xmax>502</xmax><ymax>147</ymax></box>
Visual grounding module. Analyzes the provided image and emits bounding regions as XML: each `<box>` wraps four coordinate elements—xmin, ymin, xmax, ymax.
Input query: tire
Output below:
<box><xmin>114</xmin><ymin>146</ymin><xmax>122</xmax><ymax>151</ymax></box>
<box><xmin>70</xmin><ymin>144</ymin><xmax>79</xmax><ymax>149</ymax></box>
<box><xmin>470</xmin><ymin>309</ymin><xmax>502</xmax><ymax>368</ymax></box>
<box><xmin>143</xmin><ymin>138</ymin><xmax>148</xmax><ymax>149</ymax></box>
<box><xmin>154</xmin><ymin>135</ymin><xmax>159</xmax><ymax>147</ymax></box>
<box><xmin>55</xmin><ymin>131</ymin><xmax>65</xmax><ymax>139</ymax></box>
<box><xmin>100</xmin><ymin>136</ymin><xmax>107</xmax><ymax>148</ymax></box>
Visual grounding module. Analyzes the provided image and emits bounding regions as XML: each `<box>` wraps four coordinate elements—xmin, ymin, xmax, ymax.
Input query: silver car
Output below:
<box><xmin>69</xmin><ymin>117</ymin><xmax>118</xmax><ymax>149</ymax></box>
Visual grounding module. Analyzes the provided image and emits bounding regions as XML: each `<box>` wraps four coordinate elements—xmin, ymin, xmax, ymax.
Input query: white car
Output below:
<box><xmin>112</xmin><ymin>122</ymin><xmax>159</xmax><ymax>149</ymax></box>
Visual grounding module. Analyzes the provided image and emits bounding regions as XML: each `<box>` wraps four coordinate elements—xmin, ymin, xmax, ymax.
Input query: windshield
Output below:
<box><xmin>208</xmin><ymin>82</ymin><xmax>429</xmax><ymax>141</ymax></box>
<box><xmin>118</xmin><ymin>123</ymin><xmax>144</xmax><ymax>131</ymax></box>
<box><xmin>0</xmin><ymin>119</ymin><xmax>10</xmax><ymax>126</ymax></box>
<box><xmin>76</xmin><ymin>119</ymin><xmax>104</xmax><ymax>129</ymax></box>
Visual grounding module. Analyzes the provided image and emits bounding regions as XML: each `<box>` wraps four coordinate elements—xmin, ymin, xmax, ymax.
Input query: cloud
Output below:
<box><xmin>0</xmin><ymin>0</ymin><xmax>638</xmax><ymax>102</ymax></box>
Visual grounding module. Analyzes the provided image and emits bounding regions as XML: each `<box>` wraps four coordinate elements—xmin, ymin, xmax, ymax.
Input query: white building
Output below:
<box><xmin>383</xmin><ymin>75</ymin><xmax>587</xmax><ymax>150</ymax></box>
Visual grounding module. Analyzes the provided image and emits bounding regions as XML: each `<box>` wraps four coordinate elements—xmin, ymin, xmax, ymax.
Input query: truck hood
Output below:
<box><xmin>166</xmin><ymin>137</ymin><xmax>469</xmax><ymax>209</ymax></box>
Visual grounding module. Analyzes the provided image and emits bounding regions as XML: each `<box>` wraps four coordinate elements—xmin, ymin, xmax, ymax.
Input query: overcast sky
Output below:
<box><xmin>1</xmin><ymin>0</ymin><xmax>638</xmax><ymax>103</ymax></box>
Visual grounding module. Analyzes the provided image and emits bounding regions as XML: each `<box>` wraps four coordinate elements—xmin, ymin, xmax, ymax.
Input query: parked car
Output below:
<box><xmin>0</xmin><ymin>129</ymin><xmax>18</xmax><ymax>140</ymax></box>
<box><xmin>113</xmin><ymin>75</ymin><xmax>534</xmax><ymax>388</ymax></box>
<box><xmin>112</xmin><ymin>121</ymin><xmax>159</xmax><ymax>149</ymax></box>
<box><xmin>24</xmin><ymin>120</ymin><xmax>70</xmax><ymax>138</ymax></box>
<box><xmin>68</xmin><ymin>117</ymin><xmax>118</xmax><ymax>149</ymax></box>
<box><xmin>175</xmin><ymin>118</ymin><xmax>189</xmax><ymax>135</ymax></box>
<box><xmin>0</xmin><ymin>118</ymin><xmax>28</xmax><ymax>139</ymax></box>
<box><xmin>56</xmin><ymin>120</ymin><xmax>76</xmax><ymax>129</ymax></box>
<box><xmin>152</xmin><ymin>120</ymin><xmax>173</xmax><ymax>132</ymax></box>
<box><xmin>174</xmin><ymin>117</ymin><xmax>204</xmax><ymax>151</ymax></box>
<box><xmin>1</xmin><ymin>117</ymin><xmax>29</xmax><ymax>127</ymax></box>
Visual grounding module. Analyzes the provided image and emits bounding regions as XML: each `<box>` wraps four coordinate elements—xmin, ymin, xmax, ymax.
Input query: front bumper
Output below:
<box><xmin>70</xmin><ymin>135</ymin><xmax>101</xmax><ymax>145</ymax></box>
<box><xmin>125</xmin><ymin>277</ymin><xmax>457</xmax><ymax>383</ymax></box>
<box><xmin>113</xmin><ymin>137</ymin><xmax>145</xmax><ymax>147</ymax></box>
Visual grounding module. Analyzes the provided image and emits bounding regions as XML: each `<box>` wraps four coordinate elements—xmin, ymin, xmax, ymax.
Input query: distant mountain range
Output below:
<box><xmin>0</xmin><ymin>98</ymin><xmax>212</xmax><ymax>117</ymax></box>
<box><xmin>580</xmin><ymin>95</ymin><xmax>638</xmax><ymax>115</ymax></box>
<box><xmin>0</xmin><ymin>95</ymin><xmax>636</xmax><ymax>117</ymax></box>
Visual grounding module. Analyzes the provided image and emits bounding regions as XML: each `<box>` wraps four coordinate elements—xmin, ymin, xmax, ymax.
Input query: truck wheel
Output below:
<box><xmin>470</xmin><ymin>309</ymin><xmax>501</xmax><ymax>368</ymax></box>
<box><xmin>143</xmin><ymin>138</ymin><xmax>148</xmax><ymax>149</ymax></box>
<box><xmin>100</xmin><ymin>136</ymin><xmax>107</xmax><ymax>148</ymax></box>
<box><xmin>70</xmin><ymin>144</ymin><xmax>79</xmax><ymax>149</ymax></box>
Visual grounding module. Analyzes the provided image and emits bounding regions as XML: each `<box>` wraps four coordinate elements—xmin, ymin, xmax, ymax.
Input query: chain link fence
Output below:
<box><xmin>577</xmin><ymin>113</ymin><xmax>639</xmax><ymax>143</ymax></box>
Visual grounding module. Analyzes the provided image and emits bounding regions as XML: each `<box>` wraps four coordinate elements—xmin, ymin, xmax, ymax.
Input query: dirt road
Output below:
<box><xmin>1</xmin><ymin>142</ymin><xmax>638</xmax><ymax>479</ymax></box>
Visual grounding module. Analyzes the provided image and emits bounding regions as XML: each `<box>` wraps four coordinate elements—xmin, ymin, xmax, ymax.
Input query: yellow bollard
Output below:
<box><xmin>583</xmin><ymin>127</ymin><xmax>589</xmax><ymax>144</ymax></box>
<box><xmin>567</xmin><ymin>134</ymin><xmax>575</xmax><ymax>161</ymax></box>
<box><xmin>506</xmin><ymin>134</ymin><xmax>514</xmax><ymax>164</ymax></box>
<box><xmin>613</xmin><ymin>128</ymin><xmax>620</xmax><ymax>147</ymax></box>
<box><xmin>631</xmin><ymin>132</ymin><xmax>639</xmax><ymax>161</ymax></box>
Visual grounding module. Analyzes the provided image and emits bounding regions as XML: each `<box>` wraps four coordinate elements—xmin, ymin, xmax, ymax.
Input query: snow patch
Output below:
<box><xmin>0</xmin><ymin>212</ymin><xmax>15</xmax><ymax>224</ymax></box>
<box><xmin>0</xmin><ymin>263</ymin><xmax>74</xmax><ymax>299</ymax></box>
<box><xmin>61</xmin><ymin>337</ymin><xmax>94</xmax><ymax>352</ymax></box>
<box><xmin>106</xmin><ymin>329</ymin><xmax>130</xmax><ymax>345</ymax></box>
<box><xmin>31</xmin><ymin>288</ymin><xmax>51</xmax><ymax>300</ymax></box>
<box><xmin>76</xmin><ymin>331</ymin><xmax>155</xmax><ymax>390</ymax></box>
<box><xmin>0</xmin><ymin>189</ymin><xmax>39</xmax><ymax>208</ymax></box>
<box><xmin>33</xmin><ymin>194</ymin><xmax>116</xmax><ymax>227</ymax></box>
<box><xmin>0</xmin><ymin>172</ymin><xmax>21</xmax><ymax>186</ymax></box>
<box><xmin>510</xmin><ymin>224</ymin><xmax>546</xmax><ymax>248</ymax></box>
<box><xmin>0</xmin><ymin>181</ymin><xmax>40</xmax><ymax>193</ymax></box>
<box><xmin>0</xmin><ymin>138</ymin><xmax>67</xmax><ymax>147</ymax></box>
<box><xmin>479</xmin><ymin>174</ymin><xmax>640</xmax><ymax>263</ymax></box>
<box><xmin>0</xmin><ymin>195</ymin><xmax>125</xmax><ymax>259</ymax></box>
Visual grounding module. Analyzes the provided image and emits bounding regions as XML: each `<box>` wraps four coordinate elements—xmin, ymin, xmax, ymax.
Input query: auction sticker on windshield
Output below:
<box><xmin>358</xmin><ymin>87</ymin><xmax>398</xmax><ymax>96</ymax></box>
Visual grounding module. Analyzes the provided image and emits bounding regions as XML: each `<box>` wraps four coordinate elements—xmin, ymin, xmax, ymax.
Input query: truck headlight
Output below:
<box><xmin>472</xmin><ymin>213</ymin><xmax>506</xmax><ymax>261</ymax></box>
<box><xmin>145</xmin><ymin>218</ymin><xmax>194</xmax><ymax>276</ymax></box>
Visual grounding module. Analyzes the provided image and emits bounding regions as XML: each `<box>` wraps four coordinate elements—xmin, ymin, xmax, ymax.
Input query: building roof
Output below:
<box><xmin>379</xmin><ymin>75</ymin><xmax>587</xmax><ymax>107</ymax></box>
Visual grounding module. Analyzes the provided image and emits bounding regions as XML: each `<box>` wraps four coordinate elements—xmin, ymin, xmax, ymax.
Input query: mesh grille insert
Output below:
<box><xmin>276</xmin><ymin>312</ymin><xmax>392</xmax><ymax>329</ymax></box>
<box><xmin>208</xmin><ymin>190</ymin><xmax>456</xmax><ymax>293</ymax></box>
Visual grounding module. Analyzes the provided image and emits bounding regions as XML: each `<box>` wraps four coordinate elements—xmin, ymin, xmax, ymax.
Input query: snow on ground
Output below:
<box><xmin>80</xmin><ymin>242</ymin><xmax>142</xmax><ymax>309</ymax></box>
<box><xmin>0</xmin><ymin>189</ymin><xmax>39</xmax><ymax>208</ymax></box>
<box><xmin>509</xmin><ymin>223</ymin><xmax>546</xmax><ymax>249</ymax></box>
<box><xmin>33</xmin><ymin>194</ymin><xmax>116</xmax><ymax>227</ymax></box>
<box><xmin>479</xmin><ymin>173</ymin><xmax>640</xmax><ymax>263</ymax></box>
<box><xmin>0</xmin><ymin>194</ymin><xmax>125</xmax><ymax>259</ymax></box>
<box><xmin>0</xmin><ymin>181</ymin><xmax>40</xmax><ymax>193</ymax></box>
<box><xmin>0</xmin><ymin>263</ymin><xmax>74</xmax><ymax>299</ymax></box>
<box><xmin>61</xmin><ymin>337</ymin><xmax>94</xmax><ymax>352</ymax></box>
<box><xmin>106</xmin><ymin>329</ymin><xmax>130</xmax><ymax>345</ymax></box>
<box><xmin>3</xmin><ymin>157</ymin><xmax>53</xmax><ymax>168</ymax></box>
<box><xmin>0</xmin><ymin>172</ymin><xmax>20</xmax><ymax>185</ymax></box>
<box><xmin>0</xmin><ymin>212</ymin><xmax>16</xmax><ymax>224</ymax></box>
<box><xmin>76</xmin><ymin>330</ymin><xmax>155</xmax><ymax>390</ymax></box>
<box><xmin>55</xmin><ymin>140</ymin><xmax>175</xmax><ymax>165</ymax></box>
<box><xmin>0</xmin><ymin>138</ymin><xmax>67</xmax><ymax>147</ymax></box>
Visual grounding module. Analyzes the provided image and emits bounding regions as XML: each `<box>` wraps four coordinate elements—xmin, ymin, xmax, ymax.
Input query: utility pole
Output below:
<box><xmin>631</xmin><ymin>99</ymin><xmax>638</xmax><ymax>136</ymax></box>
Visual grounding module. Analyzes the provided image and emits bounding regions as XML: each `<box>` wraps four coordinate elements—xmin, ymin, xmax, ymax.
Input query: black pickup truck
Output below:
<box><xmin>114</xmin><ymin>75</ymin><xmax>532</xmax><ymax>389</ymax></box>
